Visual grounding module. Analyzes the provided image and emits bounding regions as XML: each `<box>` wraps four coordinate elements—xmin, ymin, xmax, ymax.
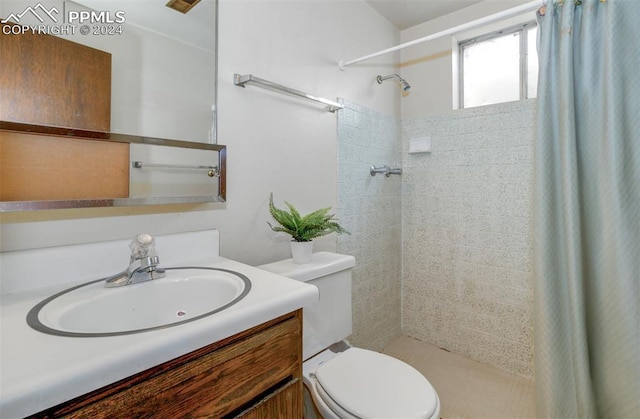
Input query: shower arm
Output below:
<box><xmin>377</xmin><ymin>75</ymin><xmax>399</xmax><ymax>83</ymax></box>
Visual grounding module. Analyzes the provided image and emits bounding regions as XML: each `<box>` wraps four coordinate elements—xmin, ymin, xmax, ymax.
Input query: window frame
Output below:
<box><xmin>458</xmin><ymin>21</ymin><xmax>538</xmax><ymax>109</ymax></box>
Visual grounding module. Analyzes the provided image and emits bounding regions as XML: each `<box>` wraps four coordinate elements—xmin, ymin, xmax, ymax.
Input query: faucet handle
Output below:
<box><xmin>129</xmin><ymin>233</ymin><xmax>157</xmax><ymax>259</ymax></box>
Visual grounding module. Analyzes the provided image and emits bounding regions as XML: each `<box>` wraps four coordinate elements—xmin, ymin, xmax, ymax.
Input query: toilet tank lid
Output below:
<box><xmin>258</xmin><ymin>251</ymin><xmax>355</xmax><ymax>282</ymax></box>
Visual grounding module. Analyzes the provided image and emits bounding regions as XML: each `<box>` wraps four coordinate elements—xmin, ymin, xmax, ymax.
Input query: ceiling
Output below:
<box><xmin>72</xmin><ymin>0</ymin><xmax>216</xmax><ymax>50</ymax></box>
<box><xmin>363</xmin><ymin>0</ymin><xmax>487</xmax><ymax>30</ymax></box>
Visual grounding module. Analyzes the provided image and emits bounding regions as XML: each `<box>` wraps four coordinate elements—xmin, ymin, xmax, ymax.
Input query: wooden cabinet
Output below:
<box><xmin>30</xmin><ymin>310</ymin><xmax>303</xmax><ymax>418</ymax></box>
<box><xmin>0</xmin><ymin>22</ymin><xmax>111</xmax><ymax>131</ymax></box>
<box><xmin>0</xmin><ymin>22</ymin><xmax>130</xmax><ymax>202</ymax></box>
<box><xmin>0</xmin><ymin>132</ymin><xmax>130</xmax><ymax>201</ymax></box>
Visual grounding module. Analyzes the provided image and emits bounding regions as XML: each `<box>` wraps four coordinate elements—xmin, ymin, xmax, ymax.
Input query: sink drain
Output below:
<box><xmin>176</xmin><ymin>310</ymin><xmax>187</xmax><ymax>317</ymax></box>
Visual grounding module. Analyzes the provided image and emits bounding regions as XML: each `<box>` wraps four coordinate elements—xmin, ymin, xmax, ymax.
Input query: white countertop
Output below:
<box><xmin>0</xmin><ymin>230</ymin><xmax>318</xmax><ymax>418</ymax></box>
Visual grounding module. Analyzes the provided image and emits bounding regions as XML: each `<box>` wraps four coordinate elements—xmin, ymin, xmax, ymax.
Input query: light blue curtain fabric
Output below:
<box><xmin>534</xmin><ymin>0</ymin><xmax>640</xmax><ymax>417</ymax></box>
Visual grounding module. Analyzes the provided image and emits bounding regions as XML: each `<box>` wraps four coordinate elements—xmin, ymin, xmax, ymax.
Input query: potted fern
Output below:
<box><xmin>268</xmin><ymin>193</ymin><xmax>349</xmax><ymax>263</ymax></box>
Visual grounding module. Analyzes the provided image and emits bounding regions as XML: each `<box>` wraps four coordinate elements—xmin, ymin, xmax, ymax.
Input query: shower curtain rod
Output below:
<box><xmin>337</xmin><ymin>0</ymin><xmax>541</xmax><ymax>70</ymax></box>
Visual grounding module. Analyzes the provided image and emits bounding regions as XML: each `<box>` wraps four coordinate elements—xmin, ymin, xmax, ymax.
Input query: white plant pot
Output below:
<box><xmin>290</xmin><ymin>241</ymin><xmax>313</xmax><ymax>264</ymax></box>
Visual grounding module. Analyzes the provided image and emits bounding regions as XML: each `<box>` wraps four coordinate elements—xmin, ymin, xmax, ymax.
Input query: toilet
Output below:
<box><xmin>260</xmin><ymin>252</ymin><xmax>441</xmax><ymax>419</ymax></box>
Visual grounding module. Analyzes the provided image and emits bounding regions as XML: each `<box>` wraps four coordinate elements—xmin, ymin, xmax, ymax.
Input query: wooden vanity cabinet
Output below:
<box><xmin>31</xmin><ymin>310</ymin><xmax>303</xmax><ymax>418</ymax></box>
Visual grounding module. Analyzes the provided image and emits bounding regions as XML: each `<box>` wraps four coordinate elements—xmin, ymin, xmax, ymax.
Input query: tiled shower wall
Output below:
<box><xmin>337</xmin><ymin>99</ymin><xmax>403</xmax><ymax>352</ymax></box>
<box><xmin>401</xmin><ymin>100</ymin><xmax>535</xmax><ymax>377</ymax></box>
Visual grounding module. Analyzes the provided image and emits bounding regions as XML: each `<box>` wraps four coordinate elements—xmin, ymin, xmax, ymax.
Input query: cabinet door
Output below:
<box><xmin>0</xmin><ymin>133</ymin><xmax>129</xmax><ymax>201</ymax></box>
<box><xmin>236</xmin><ymin>378</ymin><xmax>303</xmax><ymax>419</ymax></box>
<box><xmin>0</xmin><ymin>22</ymin><xmax>111</xmax><ymax>131</ymax></box>
<box><xmin>0</xmin><ymin>23</ymin><xmax>119</xmax><ymax>203</ymax></box>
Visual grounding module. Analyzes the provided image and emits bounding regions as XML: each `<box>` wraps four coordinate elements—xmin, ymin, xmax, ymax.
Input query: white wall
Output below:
<box><xmin>213</xmin><ymin>0</ymin><xmax>399</xmax><ymax>264</ymax></box>
<box><xmin>0</xmin><ymin>0</ymin><xmax>399</xmax><ymax>269</ymax></box>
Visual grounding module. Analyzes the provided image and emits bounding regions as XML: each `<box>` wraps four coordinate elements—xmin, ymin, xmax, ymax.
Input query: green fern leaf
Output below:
<box><xmin>267</xmin><ymin>193</ymin><xmax>349</xmax><ymax>242</ymax></box>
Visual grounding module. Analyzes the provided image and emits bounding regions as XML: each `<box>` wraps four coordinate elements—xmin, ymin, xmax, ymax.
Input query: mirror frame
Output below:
<box><xmin>0</xmin><ymin>0</ymin><xmax>222</xmax><ymax>212</ymax></box>
<box><xmin>0</xmin><ymin>121</ymin><xmax>226</xmax><ymax>212</ymax></box>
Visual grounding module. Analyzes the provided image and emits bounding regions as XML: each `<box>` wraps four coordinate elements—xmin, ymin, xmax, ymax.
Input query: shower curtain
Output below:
<box><xmin>533</xmin><ymin>0</ymin><xmax>640</xmax><ymax>417</ymax></box>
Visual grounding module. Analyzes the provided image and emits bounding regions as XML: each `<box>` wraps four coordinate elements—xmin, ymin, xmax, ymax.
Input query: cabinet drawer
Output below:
<box><xmin>35</xmin><ymin>311</ymin><xmax>302</xmax><ymax>418</ymax></box>
<box><xmin>236</xmin><ymin>378</ymin><xmax>303</xmax><ymax>419</ymax></box>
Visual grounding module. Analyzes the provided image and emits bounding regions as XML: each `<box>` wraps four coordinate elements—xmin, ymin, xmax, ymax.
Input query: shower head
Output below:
<box><xmin>376</xmin><ymin>74</ymin><xmax>411</xmax><ymax>92</ymax></box>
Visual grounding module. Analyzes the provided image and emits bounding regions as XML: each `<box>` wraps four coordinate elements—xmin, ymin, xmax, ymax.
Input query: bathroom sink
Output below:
<box><xmin>26</xmin><ymin>267</ymin><xmax>251</xmax><ymax>337</ymax></box>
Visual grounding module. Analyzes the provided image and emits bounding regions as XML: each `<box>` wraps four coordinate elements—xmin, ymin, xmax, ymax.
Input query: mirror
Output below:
<box><xmin>0</xmin><ymin>0</ymin><xmax>222</xmax><ymax>211</ymax></box>
<box><xmin>68</xmin><ymin>0</ymin><xmax>218</xmax><ymax>142</ymax></box>
<box><xmin>1</xmin><ymin>0</ymin><xmax>218</xmax><ymax>142</ymax></box>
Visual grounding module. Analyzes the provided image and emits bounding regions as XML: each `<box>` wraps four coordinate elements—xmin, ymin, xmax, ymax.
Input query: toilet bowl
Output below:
<box><xmin>259</xmin><ymin>252</ymin><xmax>441</xmax><ymax>419</ymax></box>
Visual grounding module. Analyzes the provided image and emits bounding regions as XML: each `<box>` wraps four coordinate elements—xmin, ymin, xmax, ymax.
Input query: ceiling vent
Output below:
<box><xmin>165</xmin><ymin>0</ymin><xmax>202</xmax><ymax>14</ymax></box>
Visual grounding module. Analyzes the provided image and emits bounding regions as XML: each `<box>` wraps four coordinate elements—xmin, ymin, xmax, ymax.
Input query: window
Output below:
<box><xmin>459</xmin><ymin>22</ymin><xmax>538</xmax><ymax>108</ymax></box>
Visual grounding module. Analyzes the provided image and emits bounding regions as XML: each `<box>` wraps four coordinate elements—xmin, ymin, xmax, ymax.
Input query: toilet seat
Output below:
<box><xmin>315</xmin><ymin>380</ymin><xmax>359</xmax><ymax>419</ymax></box>
<box><xmin>314</xmin><ymin>348</ymin><xmax>439</xmax><ymax>419</ymax></box>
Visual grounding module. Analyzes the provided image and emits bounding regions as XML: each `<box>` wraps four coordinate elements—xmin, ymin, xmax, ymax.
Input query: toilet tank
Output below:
<box><xmin>259</xmin><ymin>252</ymin><xmax>355</xmax><ymax>360</ymax></box>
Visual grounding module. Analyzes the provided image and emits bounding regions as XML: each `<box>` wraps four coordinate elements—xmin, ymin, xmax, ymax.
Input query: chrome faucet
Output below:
<box><xmin>104</xmin><ymin>234</ymin><xmax>166</xmax><ymax>288</ymax></box>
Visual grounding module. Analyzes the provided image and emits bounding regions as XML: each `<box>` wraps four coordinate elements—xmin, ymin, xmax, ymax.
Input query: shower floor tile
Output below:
<box><xmin>383</xmin><ymin>336</ymin><xmax>536</xmax><ymax>418</ymax></box>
